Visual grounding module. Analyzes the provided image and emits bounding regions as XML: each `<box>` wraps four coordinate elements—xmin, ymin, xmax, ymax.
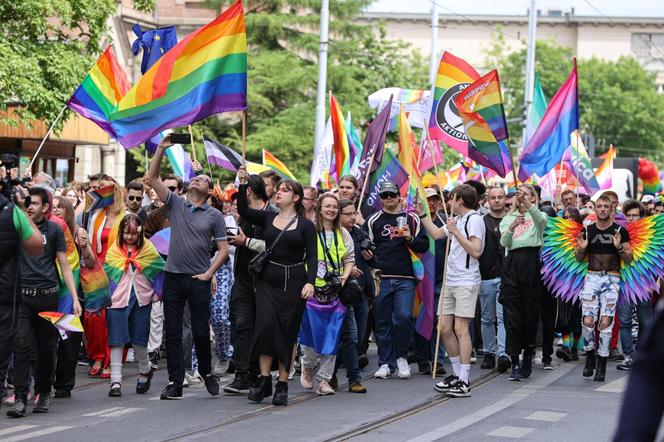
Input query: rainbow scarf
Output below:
<box><xmin>89</xmin><ymin>207</ymin><xmax>125</xmax><ymax>256</ymax></box>
<box><xmin>80</xmin><ymin>256</ymin><xmax>110</xmax><ymax>313</ymax></box>
<box><xmin>50</xmin><ymin>215</ymin><xmax>80</xmax><ymax>314</ymax></box>
<box><xmin>104</xmin><ymin>239</ymin><xmax>165</xmax><ymax>300</ymax></box>
<box><xmin>262</xmin><ymin>149</ymin><xmax>296</xmax><ymax>181</ymax></box>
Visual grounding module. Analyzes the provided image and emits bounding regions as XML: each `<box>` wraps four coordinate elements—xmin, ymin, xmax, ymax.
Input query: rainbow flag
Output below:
<box><xmin>39</xmin><ymin>312</ymin><xmax>84</xmax><ymax>333</ymax></box>
<box><xmin>345</xmin><ymin>112</ymin><xmax>363</xmax><ymax>174</ymax></box>
<box><xmin>519</xmin><ymin>61</ymin><xmax>578</xmax><ymax>181</ymax></box>
<box><xmin>428</xmin><ymin>52</ymin><xmax>480</xmax><ymax>157</ymax></box>
<box><xmin>85</xmin><ymin>184</ymin><xmax>115</xmax><ymax>213</ymax></box>
<box><xmin>50</xmin><ymin>215</ymin><xmax>80</xmax><ymax>314</ymax></box>
<box><xmin>365</xmin><ymin>148</ymin><xmax>409</xmax><ymax>211</ymax></box>
<box><xmin>80</xmin><ymin>257</ymin><xmax>110</xmax><ymax>313</ymax></box>
<box><xmin>562</xmin><ymin>130</ymin><xmax>600</xmax><ymax>195</ymax></box>
<box><xmin>454</xmin><ymin>69</ymin><xmax>511</xmax><ymax>178</ymax></box>
<box><xmin>262</xmin><ymin>149</ymin><xmax>296</xmax><ymax>181</ymax></box>
<box><xmin>329</xmin><ymin>92</ymin><xmax>351</xmax><ymax>180</ymax></box>
<box><xmin>108</xmin><ymin>0</ymin><xmax>247</xmax><ymax>148</ymax></box>
<box><xmin>67</xmin><ymin>46</ymin><xmax>131</xmax><ymax>139</ymax></box>
<box><xmin>596</xmin><ymin>145</ymin><xmax>617</xmax><ymax>190</ymax></box>
<box><xmin>397</xmin><ymin>106</ymin><xmax>435</xmax><ymax>339</ymax></box>
<box><xmin>104</xmin><ymin>240</ymin><xmax>166</xmax><ymax>301</ymax></box>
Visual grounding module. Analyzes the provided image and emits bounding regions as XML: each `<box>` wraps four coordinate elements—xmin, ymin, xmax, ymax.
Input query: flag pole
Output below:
<box><xmin>29</xmin><ymin>104</ymin><xmax>68</xmax><ymax>170</ymax></box>
<box><xmin>424</xmin><ymin>120</ymin><xmax>449</xmax><ymax>218</ymax></box>
<box><xmin>574</xmin><ymin>131</ymin><xmax>581</xmax><ymax>208</ymax></box>
<box><xmin>187</xmin><ymin>125</ymin><xmax>197</xmax><ymax>163</ymax></box>
<box><xmin>241</xmin><ymin>110</ymin><xmax>247</xmax><ymax>165</ymax></box>
<box><xmin>432</xmin><ymin>195</ymin><xmax>456</xmax><ymax>379</ymax></box>
<box><xmin>506</xmin><ymin>139</ymin><xmax>519</xmax><ymax>187</ymax></box>
<box><xmin>555</xmin><ymin>158</ymin><xmax>565</xmax><ymax>200</ymax></box>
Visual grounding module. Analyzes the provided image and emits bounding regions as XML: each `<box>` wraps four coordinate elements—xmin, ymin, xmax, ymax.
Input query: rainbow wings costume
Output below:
<box><xmin>541</xmin><ymin>214</ymin><xmax>664</xmax><ymax>304</ymax></box>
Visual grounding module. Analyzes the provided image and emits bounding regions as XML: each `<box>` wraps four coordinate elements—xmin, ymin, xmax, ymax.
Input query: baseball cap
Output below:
<box><xmin>378</xmin><ymin>180</ymin><xmax>399</xmax><ymax>195</ymax></box>
<box><xmin>424</xmin><ymin>188</ymin><xmax>439</xmax><ymax>199</ymax></box>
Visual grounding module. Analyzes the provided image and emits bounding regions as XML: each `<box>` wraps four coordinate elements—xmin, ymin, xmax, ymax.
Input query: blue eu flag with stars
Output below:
<box><xmin>131</xmin><ymin>24</ymin><xmax>178</xmax><ymax>74</ymax></box>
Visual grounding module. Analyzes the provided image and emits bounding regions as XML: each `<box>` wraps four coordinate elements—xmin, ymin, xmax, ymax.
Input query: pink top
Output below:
<box><xmin>110</xmin><ymin>265</ymin><xmax>157</xmax><ymax>309</ymax></box>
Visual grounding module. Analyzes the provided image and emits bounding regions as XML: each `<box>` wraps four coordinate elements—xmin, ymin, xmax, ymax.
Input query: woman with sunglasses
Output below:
<box><xmin>237</xmin><ymin>167</ymin><xmax>317</xmax><ymax>406</ymax></box>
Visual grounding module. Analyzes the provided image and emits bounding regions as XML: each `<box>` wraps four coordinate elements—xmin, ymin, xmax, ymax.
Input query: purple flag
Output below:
<box><xmin>356</xmin><ymin>95</ymin><xmax>393</xmax><ymax>192</ymax></box>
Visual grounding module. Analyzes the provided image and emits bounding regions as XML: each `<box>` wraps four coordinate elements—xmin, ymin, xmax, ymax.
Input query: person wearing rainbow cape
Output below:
<box><xmin>102</xmin><ymin>213</ymin><xmax>165</xmax><ymax>397</ymax></box>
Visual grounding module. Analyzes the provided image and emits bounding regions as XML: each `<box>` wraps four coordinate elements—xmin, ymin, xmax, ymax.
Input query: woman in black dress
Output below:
<box><xmin>236</xmin><ymin>167</ymin><xmax>316</xmax><ymax>406</ymax></box>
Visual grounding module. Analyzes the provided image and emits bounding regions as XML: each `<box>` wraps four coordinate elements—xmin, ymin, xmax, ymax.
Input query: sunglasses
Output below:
<box><xmin>127</xmin><ymin>196</ymin><xmax>142</xmax><ymax>202</ymax></box>
<box><xmin>380</xmin><ymin>192</ymin><xmax>398</xmax><ymax>199</ymax></box>
<box><xmin>167</xmin><ymin>186</ymin><xmax>178</xmax><ymax>192</ymax></box>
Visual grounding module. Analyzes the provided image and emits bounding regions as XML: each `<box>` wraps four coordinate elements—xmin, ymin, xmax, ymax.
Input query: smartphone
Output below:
<box><xmin>226</xmin><ymin>227</ymin><xmax>238</xmax><ymax>236</ymax></box>
<box><xmin>170</xmin><ymin>133</ymin><xmax>192</xmax><ymax>144</ymax></box>
<box><xmin>582</xmin><ymin>227</ymin><xmax>587</xmax><ymax>240</ymax></box>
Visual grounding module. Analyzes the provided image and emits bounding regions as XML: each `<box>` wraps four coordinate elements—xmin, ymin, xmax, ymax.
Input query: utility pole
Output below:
<box><xmin>522</xmin><ymin>0</ymin><xmax>537</xmax><ymax>149</ymax></box>
<box><xmin>429</xmin><ymin>1</ymin><xmax>440</xmax><ymax>86</ymax></box>
<box><xmin>314</xmin><ymin>0</ymin><xmax>330</xmax><ymax>148</ymax></box>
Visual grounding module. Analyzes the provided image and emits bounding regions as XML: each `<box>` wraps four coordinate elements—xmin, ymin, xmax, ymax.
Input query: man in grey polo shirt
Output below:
<box><xmin>148</xmin><ymin>134</ymin><xmax>229</xmax><ymax>400</ymax></box>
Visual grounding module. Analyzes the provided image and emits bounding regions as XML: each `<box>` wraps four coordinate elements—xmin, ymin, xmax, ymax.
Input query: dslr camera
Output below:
<box><xmin>0</xmin><ymin>154</ymin><xmax>30</xmax><ymax>203</ymax></box>
<box><xmin>323</xmin><ymin>269</ymin><xmax>342</xmax><ymax>291</ymax></box>
<box><xmin>359</xmin><ymin>238</ymin><xmax>376</xmax><ymax>253</ymax></box>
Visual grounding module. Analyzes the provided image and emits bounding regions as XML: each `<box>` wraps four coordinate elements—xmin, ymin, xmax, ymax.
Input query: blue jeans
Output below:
<box><xmin>618</xmin><ymin>299</ymin><xmax>653</xmax><ymax>358</ymax></box>
<box><xmin>479</xmin><ymin>278</ymin><xmax>500</xmax><ymax>356</ymax></box>
<box><xmin>414</xmin><ymin>281</ymin><xmax>445</xmax><ymax>364</ymax></box>
<box><xmin>338</xmin><ymin>298</ymin><xmax>368</xmax><ymax>382</ymax></box>
<box><xmin>374</xmin><ymin>278</ymin><xmax>416</xmax><ymax>369</ymax></box>
<box><xmin>495</xmin><ymin>292</ymin><xmax>507</xmax><ymax>357</ymax></box>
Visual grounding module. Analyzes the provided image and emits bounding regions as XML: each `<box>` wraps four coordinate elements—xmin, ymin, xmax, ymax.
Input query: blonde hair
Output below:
<box><xmin>98</xmin><ymin>178</ymin><xmax>125</xmax><ymax>215</ymax></box>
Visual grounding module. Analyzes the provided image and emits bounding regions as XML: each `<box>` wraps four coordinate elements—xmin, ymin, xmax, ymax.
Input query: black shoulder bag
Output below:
<box><xmin>318</xmin><ymin>230</ymin><xmax>363</xmax><ymax>306</ymax></box>
<box><xmin>247</xmin><ymin>216</ymin><xmax>297</xmax><ymax>277</ymax></box>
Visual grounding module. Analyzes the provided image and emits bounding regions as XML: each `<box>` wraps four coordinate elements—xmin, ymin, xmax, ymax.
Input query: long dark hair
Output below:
<box><xmin>117</xmin><ymin>213</ymin><xmax>145</xmax><ymax>250</ymax></box>
<box><xmin>280</xmin><ymin>180</ymin><xmax>305</xmax><ymax>216</ymax></box>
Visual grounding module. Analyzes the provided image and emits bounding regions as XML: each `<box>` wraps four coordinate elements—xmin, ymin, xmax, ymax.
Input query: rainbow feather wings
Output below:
<box><xmin>541</xmin><ymin>214</ymin><xmax>664</xmax><ymax>304</ymax></box>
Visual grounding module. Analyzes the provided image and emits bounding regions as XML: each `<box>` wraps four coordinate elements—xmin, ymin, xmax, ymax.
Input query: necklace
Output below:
<box><xmin>277</xmin><ymin>213</ymin><xmax>297</xmax><ymax>220</ymax></box>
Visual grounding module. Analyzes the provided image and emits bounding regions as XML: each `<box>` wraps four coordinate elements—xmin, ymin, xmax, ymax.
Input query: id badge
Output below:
<box><xmin>317</xmin><ymin>260</ymin><xmax>328</xmax><ymax>278</ymax></box>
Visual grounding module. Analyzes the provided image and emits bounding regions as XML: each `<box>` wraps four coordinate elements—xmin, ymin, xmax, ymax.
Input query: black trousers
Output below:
<box><xmin>500</xmin><ymin>247</ymin><xmax>542</xmax><ymax>357</ymax></box>
<box><xmin>0</xmin><ymin>302</ymin><xmax>20</xmax><ymax>388</ymax></box>
<box><xmin>540</xmin><ymin>288</ymin><xmax>557</xmax><ymax>360</ymax></box>
<box><xmin>53</xmin><ymin>322</ymin><xmax>83</xmax><ymax>393</ymax></box>
<box><xmin>230</xmin><ymin>275</ymin><xmax>257</xmax><ymax>375</ymax></box>
<box><xmin>163</xmin><ymin>272</ymin><xmax>212</xmax><ymax>387</ymax></box>
<box><xmin>14</xmin><ymin>292</ymin><xmax>58</xmax><ymax>398</ymax></box>
<box><xmin>613</xmin><ymin>303</ymin><xmax>664</xmax><ymax>441</ymax></box>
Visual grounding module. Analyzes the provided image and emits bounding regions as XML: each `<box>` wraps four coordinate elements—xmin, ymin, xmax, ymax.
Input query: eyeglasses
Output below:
<box><xmin>127</xmin><ymin>196</ymin><xmax>142</xmax><ymax>201</ymax></box>
<box><xmin>380</xmin><ymin>192</ymin><xmax>398</xmax><ymax>199</ymax></box>
<box><xmin>167</xmin><ymin>186</ymin><xmax>177</xmax><ymax>192</ymax></box>
<box><xmin>341</xmin><ymin>211</ymin><xmax>356</xmax><ymax>216</ymax></box>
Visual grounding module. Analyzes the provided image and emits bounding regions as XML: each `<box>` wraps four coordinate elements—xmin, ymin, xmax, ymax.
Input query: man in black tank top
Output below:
<box><xmin>575</xmin><ymin>195</ymin><xmax>632</xmax><ymax>382</ymax></box>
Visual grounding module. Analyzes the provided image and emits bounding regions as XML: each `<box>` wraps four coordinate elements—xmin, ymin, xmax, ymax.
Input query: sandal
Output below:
<box><xmin>88</xmin><ymin>362</ymin><xmax>102</xmax><ymax>377</ymax></box>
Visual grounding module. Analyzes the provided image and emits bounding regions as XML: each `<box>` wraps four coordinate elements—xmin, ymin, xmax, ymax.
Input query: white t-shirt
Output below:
<box><xmin>445</xmin><ymin>210</ymin><xmax>485</xmax><ymax>286</ymax></box>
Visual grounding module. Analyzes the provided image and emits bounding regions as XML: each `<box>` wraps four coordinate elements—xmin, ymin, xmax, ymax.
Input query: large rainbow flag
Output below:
<box><xmin>519</xmin><ymin>61</ymin><xmax>579</xmax><ymax>181</ymax></box>
<box><xmin>596</xmin><ymin>145</ymin><xmax>617</xmax><ymax>190</ymax></box>
<box><xmin>329</xmin><ymin>92</ymin><xmax>350</xmax><ymax>180</ymax></box>
<box><xmin>263</xmin><ymin>149</ymin><xmax>296</xmax><ymax>181</ymax></box>
<box><xmin>397</xmin><ymin>106</ymin><xmax>435</xmax><ymax>339</ymax></box>
<box><xmin>428</xmin><ymin>52</ymin><xmax>480</xmax><ymax>157</ymax></box>
<box><xmin>70</xmin><ymin>1</ymin><xmax>247</xmax><ymax>149</ymax></box>
<box><xmin>50</xmin><ymin>216</ymin><xmax>80</xmax><ymax>314</ymax></box>
<box><xmin>67</xmin><ymin>46</ymin><xmax>130</xmax><ymax>139</ymax></box>
<box><xmin>454</xmin><ymin>69</ymin><xmax>511</xmax><ymax>178</ymax></box>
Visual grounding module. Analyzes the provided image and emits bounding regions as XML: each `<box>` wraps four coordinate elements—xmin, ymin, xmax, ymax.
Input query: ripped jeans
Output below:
<box><xmin>580</xmin><ymin>272</ymin><xmax>620</xmax><ymax>357</ymax></box>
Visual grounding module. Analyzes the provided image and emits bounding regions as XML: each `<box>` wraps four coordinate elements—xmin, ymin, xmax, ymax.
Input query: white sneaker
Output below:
<box><xmin>374</xmin><ymin>364</ymin><xmax>391</xmax><ymax>379</ymax></box>
<box><xmin>300</xmin><ymin>367</ymin><xmax>314</xmax><ymax>389</ymax></box>
<box><xmin>213</xmin><ymin>360</ymin><xmax>229</xmax><ymax>376</ymax></box>
<box><xmin>126</xmin><ymin>348</ymin><xmax>136</xmax><ymax>363</ymax></box>
<box><xmin>396</xmin><ymin>358</ymin><xmax>411</xmax><ymax>379</ymax></box>
<box><xmin>185</xmin><ymin>371</ymin><xmax>203</xmax><ymax>386</ymax></box>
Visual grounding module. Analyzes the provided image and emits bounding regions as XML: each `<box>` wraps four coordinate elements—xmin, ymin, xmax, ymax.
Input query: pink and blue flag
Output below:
<box><xmin>518</xmin><ymin>61</ymin><xmax>578</xmax><ymax>181</ymax></box>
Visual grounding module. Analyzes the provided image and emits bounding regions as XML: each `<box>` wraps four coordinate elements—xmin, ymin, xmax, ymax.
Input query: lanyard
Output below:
<box><xmin>318</xmin><ymin>230</ymin><xmax>341</xmax><ymax>271</ymax></box>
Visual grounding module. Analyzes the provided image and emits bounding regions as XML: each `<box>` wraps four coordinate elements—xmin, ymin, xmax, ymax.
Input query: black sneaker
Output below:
<box><xmin>148</xmin><ymin>351</ymin><xmax>159</xmax><ymax>370</ymax></box>
<box><xmin>556</xmin><ymin>347</ymin><xmax>572</xmax><ymax>362</ymax></box>
<box><xmin>160</xmin><ymin>382</ymin><xmax>183</xmax><ymax>400</ymax></box>
<box><xmin>418</xmin><ymin>361</ymin><xmax>432</xmax><ymax>375</ymax></box>
<box><xmin>6</xmin><ymin>398</ymin><xmax>26</xmax><ymax>418</ymax></box>
<box><xmin>509</xmin><ymin>364</ymin><xmax>523</xmax><ymax>381</ymax></box>
<box><xmin>521</xmin><ymin>354</ymin><xmax>533</xmax><ymax>379</ymax></box>
<box><xmin>32</xmin><ymin>395</ymin><xmax>50</xmax><ymax>413</ymax></box>
<box><xmin>54</xmin><ymin>389</ymin><xmax>71</xmax><ymax>399</ymax></box>
<box><xmin>497</xmin><ymin>355</ymin><xmax>511</xmax><ymax>373</ymax></box>
<box><xmin>445</xmin><ymin>379</ymin><xmax>471</xmax><ymax>397</ymax></box>
<box><xmin>204</xmin><ymin>374</ymin><xmax>220</xmax><ymax>396</ymax></box>
<box><xmin>223</xmin><ymin>373</ymin><xmax>252</xmax><ymax>395</ymax></box>
<box><xmin>480</xmin><ymin>354</ymin><xmax>496</xmax><ymax>369</ymax></box>
<box><xmin>433</xmin><ymin>375</ymin><xmax>459</xmax><ymax>393</ymax></box>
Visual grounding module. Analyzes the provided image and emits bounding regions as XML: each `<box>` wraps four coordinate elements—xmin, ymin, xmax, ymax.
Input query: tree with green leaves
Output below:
<box><xmin>484</xmin><ymin>37</ymin><xmax>664</xmax><ymax>161</ymax></box>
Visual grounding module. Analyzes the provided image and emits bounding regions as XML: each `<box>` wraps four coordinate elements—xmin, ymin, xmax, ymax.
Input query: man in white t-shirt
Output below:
<box><xmin>421</xmin><ymin>184</ymin><xmax>485</xmax><ymax>397</ymax></box>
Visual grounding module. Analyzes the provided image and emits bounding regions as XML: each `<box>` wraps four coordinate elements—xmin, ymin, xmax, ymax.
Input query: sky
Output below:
<box><xmin>367</xmin><ymin>0</ymin><xmax>664</xmax><ymax>17</ymax></box>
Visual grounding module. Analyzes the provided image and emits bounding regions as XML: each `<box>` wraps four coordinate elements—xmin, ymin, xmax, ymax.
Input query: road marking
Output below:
<box><xmin>0</xmin><ymin>425</ymin><xmax>37</xmax><ymax>437</ymax></box>
<box><xmin>4</xmin><ymin>426</ymin><xmax>74</xmax><ymax>442</ymax></box>
<box><xmin>83</xmin><ymin>406</ymin><xmax>124</xmax><ymax>416</ymax></box>
<box><xmin>486</xmin><ymin>426</ymin><xmax>535</xmax><ymax>438</ymax></box>
<box><xmin>525</xmin><ymin>411</ymin><xmax>567</xmax><ymax>422</ymax></box>
<box><xmin>406</xmin><ymin>362</ymin><xmax>577</xmax><ymax>442</ymax></box>
<box><xmin>595</xmin><ymin>377</ymin><xmax>626</xmax><ymax>393</ymax></box>
<box><xmin>101</xmin><ymin>407</ymin><xmax>142</xmax><ymax>417</ymax></box>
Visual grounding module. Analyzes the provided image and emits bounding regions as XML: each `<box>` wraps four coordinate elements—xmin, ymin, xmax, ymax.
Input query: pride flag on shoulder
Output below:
<box><xmin>519</xmin><ymin>61</ymin><xmax>579</xmax><ymax>181</ymax></box>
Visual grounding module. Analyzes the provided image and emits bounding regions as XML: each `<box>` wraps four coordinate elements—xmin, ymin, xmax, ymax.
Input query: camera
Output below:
<box><xmin>0</xmin><ymin>154</ymin><xmax>30</xmax><ymax>204</ymax></box>
<box><xmin>323</xmin><ymin>269</ymin><xmax>342</xmax><ymax>291</ymax></box>
<box><xmin>359</xmin><ymin>238</ymin><xmax>376</xmax><ymax>253</ymax></box>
